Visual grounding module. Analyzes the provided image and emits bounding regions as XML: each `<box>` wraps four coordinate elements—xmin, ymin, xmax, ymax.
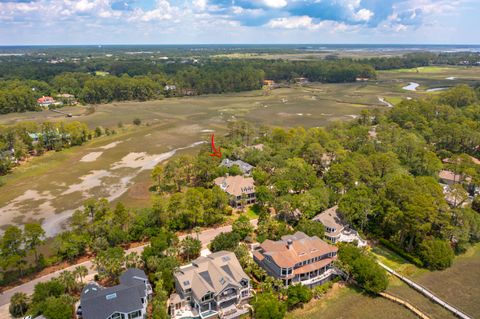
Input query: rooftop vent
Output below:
<box><xmin>287</xmin><ymin>239</ymin><xmax>293</xmax><ymax>249</ymax></box>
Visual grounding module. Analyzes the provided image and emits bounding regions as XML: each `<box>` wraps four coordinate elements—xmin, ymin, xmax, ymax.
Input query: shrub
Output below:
<box><xmin>287</xmin><ymin>284</ymin><xmax>312</xmax><ymax>309</ymax></box>
<box><xmin>253</xmin><ymin>292</ymin><xmax>286</xmax><ymax>319</ymax></box>
<box><xmin>209</xmin><ymin>232</ymin><xmax>241</xmax><ymax>252</ymax></box>
<box><xmin>418</xmin><ymin>238</ymin><xmax>454</xmax><ymax>270</ymax></box>
<box><xmin>133</xmin><ymin>118</ymin><xmax>141</xmax><ymax>125</ymax></box>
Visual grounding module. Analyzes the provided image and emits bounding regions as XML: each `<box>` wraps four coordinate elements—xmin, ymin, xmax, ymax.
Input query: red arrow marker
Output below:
<box><xmin>209</xmin><ymin>134</ymin><xmax>222</xmax><ymax>158</ymax></box>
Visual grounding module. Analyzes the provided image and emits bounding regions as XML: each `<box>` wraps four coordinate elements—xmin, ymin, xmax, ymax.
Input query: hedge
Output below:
<box><xmin>379</xmin><ymin>238</ymin><xmax>424</xmax><ymax>267</ymax></box>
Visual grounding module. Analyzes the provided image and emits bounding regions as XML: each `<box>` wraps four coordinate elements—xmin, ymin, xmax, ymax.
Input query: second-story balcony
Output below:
<box><xmin>217</xmin><ymin>292</ymin><xmax>238</xmax><ymax>303</ymax></box>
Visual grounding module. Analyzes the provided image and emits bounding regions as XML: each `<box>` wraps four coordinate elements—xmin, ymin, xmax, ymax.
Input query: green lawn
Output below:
<box><xmin>383</xmin><ymin>66</ymin><xmax>453</xmax><ymax>73</ymax></box>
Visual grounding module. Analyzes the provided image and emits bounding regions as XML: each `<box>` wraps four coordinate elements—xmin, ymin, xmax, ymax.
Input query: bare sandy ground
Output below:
<box><xmin>80</xmin><ymin>151</ymin><xmax>103</xmax><ymax>162</ymax></box>
<box><xmin>99</xmin><ymin>141</ymin><xmax>123</xmax><ymax>149</ymax></box>
<box><xmin>0</xmin><ymin>141</ymin><xmax>205</xmax><ymax>237</ymax></box>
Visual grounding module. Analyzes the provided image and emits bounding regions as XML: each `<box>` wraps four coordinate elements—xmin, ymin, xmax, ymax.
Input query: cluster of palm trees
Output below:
<box><xmin>57</xmin><ymin>265</ymin><xmax>89</xmax><ymax>294</ymax></box>
<box><xmin>9</xmin><ymin>265</ymin><xmax>88</xmax><ymax>318</ymax></box>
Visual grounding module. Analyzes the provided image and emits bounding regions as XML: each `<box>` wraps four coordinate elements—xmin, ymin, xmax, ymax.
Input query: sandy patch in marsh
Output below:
<box><xmin>111</xmin><ymin>141</ymin><xmax>205</xmax><ymax>171</ymax></box>
<box><xmin>100</xmin><ymin>141</ymin><xmax>123</xmax><ymax>149</ymax></box>
<box><xmin>61</xmin><ymin>170</ymin><xmax>112</xmax><ymax>196</ymax></box>
<box><xmin>0</xmin><ymin>141</ymin><xmax>205</xmax><ymax>236</ymax></box>
<box><xmin>0</xmin><ymin>190</ymin><xmax>55</xmax><ymax>228</ymax></box>
<box><xmin>80</xmin><ymin>152</ymin><xmax>103</xmax><ymax>162</ymax></box>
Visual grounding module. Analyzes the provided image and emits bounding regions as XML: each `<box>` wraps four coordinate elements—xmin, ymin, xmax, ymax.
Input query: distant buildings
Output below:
<box><xmin>169</xmin><ymin>251</ymin><xmax>251</xmax><ymax>319</ymax></box>
<box><xmin>253</xmin><ymin>232</ymin><xmax>338</xmax><ymax>287</ymax></box>
<box><xmin>56</xmin><ymin>93</ymin><xmax>78</xmax><ymax>105</ymax></box>
<box><xmin>438</xmin><ymin>170</ymin><xmax>464</xmax><ymax>186</ymax></box>
<box><xmin>293</xmin><ymin>77</ymin><xmax>309</xmax><ymax>85</ymax></box>
<box><xmin>214</xmin><ymin>175</ymin><xmax>256</xmax><ymax>208</ymax></box>
<box><xmin>79</xmin><ymin>268</ymin><xmax>152</xmax><ymax>319</ymax></box>
<box><xmin>263</xmin><ymin>80</ymin><xmax>275</xmax><ymax>87</ymax></box>
<box><xmin>220</xmin><ymin>159</ymin><xmax>254</xmax><ymax>175</ymax></box>
<box><xmin>355</xmin><ymin>77</ymin><xmax>369</xmax><ymax>82</ymax></box>
<box><xmin>164</xmin><ymin>85</ymin><xmax>177</xmax><ymax>91</ymax></box>
<box><xmin>37</xmin><ymin>96</ymin><xmax>56</xmax><ymax>107</ymax></box>
<box><xmin>313</xmin><ymin>206</ymin><xmax>366</xmax><ymax>246</ymax></box>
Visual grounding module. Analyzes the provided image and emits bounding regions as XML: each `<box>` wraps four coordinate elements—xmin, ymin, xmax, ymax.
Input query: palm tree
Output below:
<box><xmin>193</xmin><ymin>226</ymin><xmax>201</xmax><ymax>241</ymax></box>
<box><xmin>9</xmin><ymin>292</ymin><xmax>29</xmax><ymax>317</ymax></box>
<box><xmin>59</xmin><ymin>271</ymin><xmax>77</xmax><ymax>294</ymax></box>
<box><xmin>74</xmin><ymin>265</ymin><xmax>88</xmax><ymax>283</ymax></box>
<box><xmin>125</xmin><ymin>252</ymin><xmax>143</xmax><ymax>269</ymax></box>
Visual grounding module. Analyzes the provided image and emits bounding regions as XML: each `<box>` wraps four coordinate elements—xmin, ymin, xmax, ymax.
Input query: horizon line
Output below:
<box><xmin>1</xmin><ymin>43</ymin><xmax>480</xmax><ymax>47</ymax></box>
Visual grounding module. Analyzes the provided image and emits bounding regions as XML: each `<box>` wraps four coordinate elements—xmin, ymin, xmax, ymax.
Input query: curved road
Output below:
<box><xmin>378</xmin><ymin>262</ymin><xmax>472</xmax><ymax>319</ymax></box>
<box><xmin>0</xmin><ymin>219</ymin><xmax>258</xmax><ymax>308</ymax></box>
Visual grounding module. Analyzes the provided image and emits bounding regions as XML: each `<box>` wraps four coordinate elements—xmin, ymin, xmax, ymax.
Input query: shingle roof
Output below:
<box><xmin>80</xmin><ymin>268</ymin><xmax>148</xmax><ymax>319</ymax></box>
<box><xmin>312</xmin><ymin>206</ymin><xmax>345</xmax><ymax>237</ymax></box>
<box><xmin>258</xmin><ymin>232</ymin><xmax>337</xmax><ymax>268</ymax></box>
<box><xmin>174</xmin><ymin>251</ymin><xmax>247</xmax><ymax>300</ymax></box>
<box><xmin>214</xmin><ymin>175</ymin><xmax>255</xmax><ymax>197</ymax></box>
<box><xmin>439</xmin><ymin>170</ymin><xmax>462</xmax><ymax>182</ymax></box>
<box><xmin>220</xmin><ymin>159</ymin><xmax>254</xmax><ymax>174</ymax></box>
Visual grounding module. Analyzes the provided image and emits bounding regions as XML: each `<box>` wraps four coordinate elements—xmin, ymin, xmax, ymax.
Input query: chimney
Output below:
<box><xmin>287</xmin><ymin>239</ymin><xmax>293</xmax><ymax>249</ymax></box>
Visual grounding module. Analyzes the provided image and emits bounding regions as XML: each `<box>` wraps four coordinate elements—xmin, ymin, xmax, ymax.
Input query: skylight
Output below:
<box><xmin>219</xmin><ymin>277</ymin><xmax>226</xmax><ymax>285</ymax></box>
<box><xmin>184</xmin><ymin>280</ymin><xmax>190</xmax><ymax>286</ymax></box>
<box><xmin>222</xmin><ymin>256</ymin><xmax>231</xmax><ymax>262</ymax></box>
<box><xmin>106</xmin><ymin>293</ymin><xmax>117</xmax><ymax>300</ymax></box>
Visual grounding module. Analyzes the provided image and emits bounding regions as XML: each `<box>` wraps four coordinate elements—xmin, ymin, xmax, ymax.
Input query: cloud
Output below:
<box><xmin>354</xmin><ymin>8</ymin><xmax>374</xmax><ymax>21</ymax></box>
<box><xmin>267</xmin><ymin>16</ymin><xmax>315</xmax><ymax>29</ymax></box>
<box><xmin>0</xmin><ymin>0</ymin><xmax>475</xmax><ymax>44</ymax></box>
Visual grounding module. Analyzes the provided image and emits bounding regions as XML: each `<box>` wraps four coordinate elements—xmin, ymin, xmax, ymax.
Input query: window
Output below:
<box><xmin>109</xmin><ymin>313</ymin><xmax>124</xmax><ymax>319</ymax></box>
<box><xmin>202</xmin><ymin>293</ymin><xmax>213</xmax><ymax>302</ymax></box>
<box><xmin>128</xmin><ymin>310</ymin><xmax>141</xmax><ymax>319</ymax></box>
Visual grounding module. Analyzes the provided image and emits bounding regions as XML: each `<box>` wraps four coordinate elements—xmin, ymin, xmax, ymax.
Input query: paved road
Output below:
<box><xmin>378</xmin><ymin>262</ymin><xmax>472</xmax><ymax>319</ymax></box>
<box><xmin>0</xmin><ymin>219</ymin><xmax>258</xmax><ymax>307</ymax></box>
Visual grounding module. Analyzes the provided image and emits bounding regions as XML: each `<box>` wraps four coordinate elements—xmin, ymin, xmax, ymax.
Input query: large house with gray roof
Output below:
<box><xmin>253</xmin><ymin>232</ymin><xmax>339</xmax><ymax>288</ymax></box>
<box><xmin>169</xmin><ymin>251</ymin><xmax>251</xmax><ymax>319</ymax></box>
<box><xmin>79</xmin><ymin>268</ymin><xmax>152</xmax><ymax>319</ymax></box>
<box><xmin>220</xmin><ymin>159</ymin><xmax>254</xmax><ymax>175</ymax></box>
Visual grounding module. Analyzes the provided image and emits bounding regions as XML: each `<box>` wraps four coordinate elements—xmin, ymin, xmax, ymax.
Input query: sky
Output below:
<box><xmin>0</xmin><ymin>0</ymin><xmax>479</xmax><ymax>45</ymax></box>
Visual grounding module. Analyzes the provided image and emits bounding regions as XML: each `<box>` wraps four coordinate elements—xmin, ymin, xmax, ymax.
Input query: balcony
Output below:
<box><xmin>217</xmin><ymin>293</ymin><xmax>238</xmax><ymax>303</ymax></box>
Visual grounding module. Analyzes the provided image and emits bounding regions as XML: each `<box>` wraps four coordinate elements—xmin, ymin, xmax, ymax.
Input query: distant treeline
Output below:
<box><xmin>0</xmin><ymin>59</ymin><xmax>376</xmax><ymax>113</ymax></box>
<box><xmin>363</xmin><ymin>52</ymin><xmax>480</xmax><ymax>70</ymax></box>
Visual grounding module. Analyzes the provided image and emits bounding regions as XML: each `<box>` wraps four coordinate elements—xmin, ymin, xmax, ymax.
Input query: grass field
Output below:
<box><xmin>373</xmin><ymin>244</ymin><xmax>480</xmax><ymax>318</ymax></box>
<box><xmin>286</xmin><ymin>284</ymin><xmax>417</xmax><ymax>319</ymax></box>
<box><xmin>0</xmin><ymin>66</ymin><xmax>478</xmax><ymax>237</ymax></box>
<box><xmin>383</xmin><ymin>66</ymin><xmax>452</xmax><ymax>73</ymax></box>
